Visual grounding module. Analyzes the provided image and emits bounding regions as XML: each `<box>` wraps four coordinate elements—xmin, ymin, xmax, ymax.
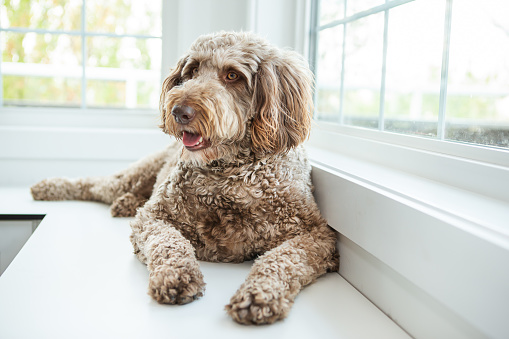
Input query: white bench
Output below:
<box><xmin>0</xmin><ymin>187</ymin><xmax>410</xmax><ymax>339</ymax></box>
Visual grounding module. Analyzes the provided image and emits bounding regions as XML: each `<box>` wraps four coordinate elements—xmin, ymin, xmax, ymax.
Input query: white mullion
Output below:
<box><xmin>379</xmin><ymin>3</ymin><xmax>390</xmax><ymax>131</ymax></box>
<box><xmin>84</xmin><ymin>31</ymin><xmax>160</xmax><ymax>39</ymax></box>
<box><xmin>310</xmin><ymin>0</ymin><xmax>320</xmax><ymax>118</ymax></box>
<box><xmin>161</xmin><ymin>0</ymin><xmax>172</xmax><ymax>86</ymax></box>
<box><xmin>81</xmin><ymin>0</ymin><xmax>86</xmax><ymax>109</ymax></box>
<box><xmin>338</xmin><ymin>0</ymin><xmax>348</xmax><ymax>124</ymax></box>
<box><xmin>437</xmin><ymin>0</ymin><xmax>453</xmax><ymax>140</ymax></box>
<box><xmin>317</xmin><ymin>0</ymin><xmax>415</xmax><ymax>32</ymax></box>
<box><xmin>0</xmin><ymin>31</ymin><xmax>3</xmax><ymax>107</ymax></box>
<box><xmin>1</xmin><ymin>27</ymin><xmax>160</xmax><ymax>40</ymax></box>
<box><xmin>0</xmin><ymin>27</ymin><xmax>83</xmax><ymax>36</ymax></box>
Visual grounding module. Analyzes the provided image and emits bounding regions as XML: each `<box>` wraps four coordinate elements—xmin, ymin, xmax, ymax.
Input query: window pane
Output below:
<box><xmin>316</xmin><ymin>25</ymin><xmax>343</xmax><ymax>121</ymax></box>
<box><xmin>446</xmin><ymin>0</ymin><xmax>509</xmax><ymax>148</ymax></box>
<box><xmin>319</xmin><ymin>0</ymin><xmax>344</xmax><ymax>25</ymax></box>
<box><xmin>136</xmin><ymin>81</ymin><xmax>159</xmax><ymax>109</ymax></box>
<box><xmin>87</xmin><ymin>36</ymin><xmax>160</xmax><ymax>70</ymax></box>
<box><xmin>384</xmin><ymin>0</ymin><xmax>444</xmax><ymax>138</ymax></box>
<box><xmin>86</xmin><ymin>0</ymin><xmax>162</xmax><ymax>36</ymax></box>
<box><xmin>86</xmin><ymin>80</ymin><xmax>159</xmax><ymax>109</ymax></box>
<box><xmin>0</xmin><ymin>0</ymin><xmax>81</xmax><ymax>31</ymax></box>
<box><xmin>86</xmin><ymin>80</ymin><xmax>125</xmax><ymax>108</ymax></box>
<box><xmin>86</xmin><ymin>36</ymin><xmax>161</xmax><ymax>108</ymax></box>
<box><xmin>343</xmin><ymin>13</ymin><xmax>384</xmax><ymax>129</ymax></box>
<box><xmin>3</xmin><ymin>76</ymin><xmax>81</xmax><ymax>107</ymax></box>
<box><xmin>2</xmin><ymin>31</ymin><xmax>81</xmax><ymax>107</ymax></box>
<box><xmin>2</xmin><ymin>32</ymin><xmax>81</xmax><ymax>65</ymax></box>
<box><xmin>346</xmin><ymin>0</ymin><xmax>384</xmax><ymax>17</ymax></box>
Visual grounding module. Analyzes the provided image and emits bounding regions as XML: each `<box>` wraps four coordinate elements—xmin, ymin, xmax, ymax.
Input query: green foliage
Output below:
<box><xmin>343</xmin><ymin>89</ymin><xmax>380</xmax><ymax>117</ymax></box>
<box><xmin>3</xmin><ymin>75</ymin><xmax>80</xmax><ymax>106</ymax></box>
<box><xmin>446</xmin><ymin>95</ymin><xmax>500</xmax><ymax>120</ymax></box>
<box><xmin>86</xmin><ymin>80</ymin><xmax>124</xmax><ymax>108</ymax></box>
<box><xmin>2</xmin><ymin>0</ymin><xmax>81</xmax><ymax>30</ymax></box>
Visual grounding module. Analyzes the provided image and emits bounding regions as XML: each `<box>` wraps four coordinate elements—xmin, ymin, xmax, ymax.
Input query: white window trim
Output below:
<box><xmin>307</xmin><ymin>1</ymin><xmax>509</xmax><ymax>336</ymax></box>
<box><xmin>307</xmin><ymin>121</ymin><xmax>509</xmax><ymax>338</ymax></box>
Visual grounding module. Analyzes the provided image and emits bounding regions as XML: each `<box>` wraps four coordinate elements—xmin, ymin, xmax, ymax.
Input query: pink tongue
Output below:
<box><xmin>182</xmin><ymin>131</ymin><xmax>202</xmax><ymax>147</ymax></box>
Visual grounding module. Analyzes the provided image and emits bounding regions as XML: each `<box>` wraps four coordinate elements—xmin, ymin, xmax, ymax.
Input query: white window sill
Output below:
<box><xmin>0</xmin><ymin>125</ymin><xmax>170</xmax><ymax>186</ymax></box>
<box><xmin>0</xmin><ymin>107</ymin><xmax>160</xmax><ymax>130</ymax></box>
<box><xmin>306</xmin><ymin>124</ymin><xmax>509</xmax><ymax>339</ymax></box>
<box><xmin>0</xmin><ymin>188</ymin><xmax>410</xmax><ymax>339</ymax></box>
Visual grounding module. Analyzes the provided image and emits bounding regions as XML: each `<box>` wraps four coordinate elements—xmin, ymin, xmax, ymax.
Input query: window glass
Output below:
<box><xmin>0</xmin><ymin>0</ymin><xmax>81</xmax><ymax>31</ymax></box>
<box><xmin>312</xmin><ymin>0</ymin><xmax>509</xmax><ymax>150</ymax></box>
<box><xmin>446</xmin><ymin>0</ymin><xmax>509</xmax><ymax>148</ymax></box>
<box><xmin>346</xmin><ymin>0</ymin><xmax>384</xmax><ymax>17</ymax></box>
<box><xmin>1</xmin><ymin>31</ymin><xmax>82</xmax><ymax>107</ymax></box>
<box><xmin>2</xmin><ymin>31</ymin><xmax>81</xmax><ymax>65</ymax></box>
<box><xmin>85</xmin><ymin>36</ymin><xmax>160</xmax><ymax>108</ymax></box>
<box><xmin>0</xmin><ymin>0</ymin><xmax>162</xmax><ymax>110</ymax></box>
<box><xmin>86</xmin><ymin>0</ymin><xmax>161</xmax><ymax>36</ymax></box>
<box><xmin>384</xmin><ymin>0</ymin><xmax>444</xmax><ymax>137</ymax></box>
<box><xmin>319</xmin><ymin>0</ymin><xmax>344</xmax><ymax>26</ymax></box>
<box><xmin>86</xmin><ymin>36</ymin><xmax>160</xmax><ymax>70</ymax></box>
<box><xmin>3</xmin><ymin>75</ymin><xmax>81</xmax><ymax>107</ymax></box>
<box><xmin>316</xmin><ymin>25</ymin><xmax>343</xmax><ymax>121</ymax></box>
<box><xmin>343</xmin><ymin>12</ymin><xmax>384</xmax><ymax>129</ymax></box>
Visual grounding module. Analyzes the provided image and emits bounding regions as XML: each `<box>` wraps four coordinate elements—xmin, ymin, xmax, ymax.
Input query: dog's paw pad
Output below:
<box><xmin>225</xmin><ymin>284</ymin><xmax>292</xmax><ymax>325</ymax></box>
<box><xmin>148</xmin><ymin>263</ymin><xmax>205</xmax><ymax>305</ymax></box>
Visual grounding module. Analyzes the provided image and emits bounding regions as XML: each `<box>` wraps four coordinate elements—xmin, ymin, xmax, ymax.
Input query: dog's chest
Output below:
<box><xmin>164</xmin><ymin>163</ymin><xmax>290</xmax><ymax>261</ymax></box>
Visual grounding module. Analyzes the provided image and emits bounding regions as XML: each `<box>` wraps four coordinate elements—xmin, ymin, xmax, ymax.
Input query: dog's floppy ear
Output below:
<box><xmin>159</xmin><ymin>55</ymin><xmax>189</xmax><ymax>133</ymax></box>
<box><xmin>251</xmin><ymin>51</ymin><xmax>314</xmax><ymax>155</ymax></box>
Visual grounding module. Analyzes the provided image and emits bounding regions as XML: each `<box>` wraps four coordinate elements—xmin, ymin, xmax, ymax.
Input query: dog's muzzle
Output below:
<box><xmin>171</xmin><ymin>105</ymin><xmax>196</xmax><ymax>125</ymax></box>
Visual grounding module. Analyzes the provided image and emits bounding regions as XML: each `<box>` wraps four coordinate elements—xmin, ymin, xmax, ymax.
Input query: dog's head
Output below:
<box><xmin>160</xmin><ymin>31</ymin><xmax>313</xmax><ymax>164</ymax></box>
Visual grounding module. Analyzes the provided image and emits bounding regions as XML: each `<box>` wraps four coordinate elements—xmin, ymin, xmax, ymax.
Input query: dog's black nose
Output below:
<box><xmin>171</xmin><ymin>105</ymin><xmax>196</xmax><ymax>125</ymax></box>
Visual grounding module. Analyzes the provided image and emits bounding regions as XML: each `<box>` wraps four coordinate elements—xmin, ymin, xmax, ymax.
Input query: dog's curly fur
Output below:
<box><xmin>30</xmin><ymin>31</ymin><xmax>338</xmax><ymax>325</ymax></box>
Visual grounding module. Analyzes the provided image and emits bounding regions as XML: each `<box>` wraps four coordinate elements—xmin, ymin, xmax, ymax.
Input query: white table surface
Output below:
<box><xmin>0</xmin><ymin>187</ymin><xmax>410</xmax><ymax>339</ymax></box>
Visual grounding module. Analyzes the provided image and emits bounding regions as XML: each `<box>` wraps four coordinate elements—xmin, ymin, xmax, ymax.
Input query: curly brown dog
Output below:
<box><xmin>31</xmin><ymin>31</ymin><xmax>338</xmax><ymax>325</ymax></box>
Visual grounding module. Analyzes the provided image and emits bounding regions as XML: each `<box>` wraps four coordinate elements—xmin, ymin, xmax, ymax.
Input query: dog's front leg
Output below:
<box><xmin>130</xmin><ymin>214</ymin><xmax>205</xmax><ymax>305</ymax></box>
<box><xmin>226</xmin><ymin>227</ymin><xmax>338</xmax><ymax>325</ymax></box>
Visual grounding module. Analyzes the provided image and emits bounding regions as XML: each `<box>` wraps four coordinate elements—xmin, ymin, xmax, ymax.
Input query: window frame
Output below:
<box><xmin>0</xmin><ymin>0</ymin><xmax>164</xmax><ymax>116</ymax></box>
<box><xmin>307</xmin><ymin>1</ymin><xmax>509</xmax><ymax>337</ymax></box>
<box><xmin>309</xmin><ymin>0</ymin><xmax>509</xmax><ymax>150</ymax></box>
<box><xmin>308</xmin><ymin>0</ymin><xmax>509</xmax><ymax>189</ymax></box>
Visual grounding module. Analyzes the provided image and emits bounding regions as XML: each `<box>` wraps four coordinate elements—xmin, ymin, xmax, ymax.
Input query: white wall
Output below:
<box><xmin>162</xmin><ymin>0</ymin><xmax>308</xmax><ymax>73</ymax></box>
<box><xmin>161</xmin><ymin>0</ymin><xmax>251</xmax><ymax>77</ymax></box>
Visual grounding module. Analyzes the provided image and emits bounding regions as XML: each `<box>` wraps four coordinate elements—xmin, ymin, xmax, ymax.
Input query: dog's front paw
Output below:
<box><xmin>148</xmin><ymin>260</ymin><xmax>205</xmax><ymax>305</ymax></box>
<box><xmin>226</xmin><ymin>280</ymin><xmax>292</xmax><ymax>325</ymax></box>
<box><xmin>110</xmin><ymin>193</ymin><xmax>147</xmax><ymax>217</ymax></box>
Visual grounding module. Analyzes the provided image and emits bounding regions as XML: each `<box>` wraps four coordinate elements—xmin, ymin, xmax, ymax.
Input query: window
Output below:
<box><xmin>0</xmin><ymin>0</ymin><xmax>162</xmax><ymax>110</ymax></box>
<box><xmin>311</xmin><ymin>0</ymin><xmax>509</xmax><ymax>149</ymax></box>
<box><xmin>308</xmin><ymin>3</ymin><xmax>509</xmax><ymax>337</ymax></box>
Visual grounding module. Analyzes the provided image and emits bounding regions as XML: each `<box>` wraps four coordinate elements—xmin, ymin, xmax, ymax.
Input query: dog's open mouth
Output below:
<box><xmin>182</xmin><ymin>131</ymin><xmax>210</xmax><ymax>151</ymax></box>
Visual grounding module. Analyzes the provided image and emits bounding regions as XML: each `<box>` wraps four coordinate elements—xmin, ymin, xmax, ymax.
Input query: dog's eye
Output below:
<box><xmin>191</xmin><ymin>67</ymin><xmax>199</xmax><ymax>77</ymax></box>
<box><xmin>226</xmin><ymin>72</ymin><xmax>239</xmax><ymax>81</ymax></box>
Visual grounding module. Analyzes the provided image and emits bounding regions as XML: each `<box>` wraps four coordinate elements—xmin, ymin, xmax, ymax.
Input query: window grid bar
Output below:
<box><xmin>315</xmin><ymin>0</ymin><xmax>415</xmax><ymax>32</ymax></box>
<box><xmin>0</xmin><ymin>31</ymin><xmax>3</xmax><ymax>106</ymax></box>
<box><xmin>379</xmin><ymin>4</ymin><xmax>390</xmax><ymax>131</ymax></box>
<box><xmin>437</xmin><ymin>0</ymin><xmax>453</xmax><ymax>140</ymax></box>
<box><xmin>0</xmin><ymin>27</ymin><xmax>161</xmax><ymax>40</ymax></box>
<box><xmin>81</xmin><ymin>0</ymin><xmax>87</xmax><ymax>109</ymax></box>
<box><xmin>338</xmin><ymin>0</ymin><xmax>347</xmax><ymax>124</ymax></box>
<box><xmin>310</xmin><ymin>0</ymin><xmax>320</xmax><ymax>118</ymax></box>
